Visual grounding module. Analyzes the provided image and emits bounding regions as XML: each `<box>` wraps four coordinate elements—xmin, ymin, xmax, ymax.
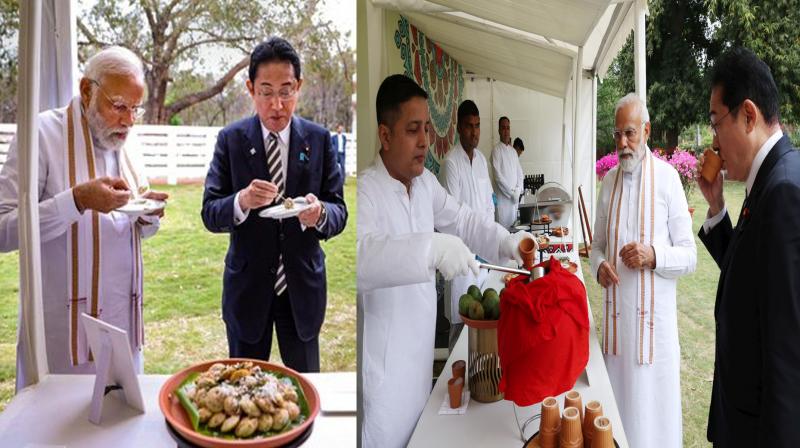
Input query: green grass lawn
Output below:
<box><xmin>580</xmin><ymin>180</ymin><xmax>746</xmax><ymax>448</ymax></box>
<box><xmin>0</xmin><ymin>178</ymin><xmax>356</xmax><ymax>411</ymax></box>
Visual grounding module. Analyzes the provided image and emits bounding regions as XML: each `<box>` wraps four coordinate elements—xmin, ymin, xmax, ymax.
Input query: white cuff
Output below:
<box><xmin>58</xmin><ymin>189</ymin><xmax>83</xmax><ymax>221</ymax></box>
<box><xmin>233</xmin><ymin>192</ymin><xmax>250</xmax><ymax>225</ymax></box>
<box><xmin>137</xmin><ymin>214</ymin><xmax>159</xmax><ymax>226</ymax></box>
<box><xmin>702</xmin><ymin>205</ymin><xmax>727</xmax><ymax>234</ymax></box>
<box><xmin>653</xmin><ymin>244</ymin><xmax>664</xmax><ymax>272</ymax></box>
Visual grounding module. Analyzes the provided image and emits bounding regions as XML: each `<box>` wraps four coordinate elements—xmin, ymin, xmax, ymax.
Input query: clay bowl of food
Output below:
<box><xmin>159</xmin><ymin>359</ymin><xmax>320</xmax><ymax>448</ymax></box>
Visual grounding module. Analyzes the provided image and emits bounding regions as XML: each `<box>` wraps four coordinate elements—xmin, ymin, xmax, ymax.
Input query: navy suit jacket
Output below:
<box><xmin>699</xmin><ymin>135</ymin><xmax>800</xmax><ymax>446</ymax></box>
<box><xmin>331</xmin><ymin>132</ymin><xmax>347</xmax><ymax>154</ymax></box>
<box><xmin>201</xmin><ymin>115</ymin><xmax>347</xmax><ymax>344</ymax></box>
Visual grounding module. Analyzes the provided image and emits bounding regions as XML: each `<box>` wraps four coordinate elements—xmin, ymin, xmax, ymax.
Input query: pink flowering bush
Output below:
<box><xmin>596</xmin><ymin>153</ymin><xmax>618</xmax><ymax>179</ymax></box>
<box><xmin>595</xmin><ymin>147</ymin><xmax>698</xmax><ymax>195</ymax></box>
<box><xmin>668</xmin><ymin>148</ymin><xmax>698</xmax><ymax>196</ymax></box>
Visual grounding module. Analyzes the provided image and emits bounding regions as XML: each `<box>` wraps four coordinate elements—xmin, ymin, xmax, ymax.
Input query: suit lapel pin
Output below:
<box><xmin>249</xmin><ymin>148</ymin><xmax>256</xmax><ymax>155</ymax></box>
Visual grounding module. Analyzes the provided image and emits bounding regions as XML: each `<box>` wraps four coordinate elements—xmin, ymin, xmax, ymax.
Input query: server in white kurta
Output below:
<box><xmin>0</xmin><ymin>47</ymin><xmax>167</xmax><ymax>389</ymax></box>
<box><xmin>358</xmin><ymin>75</ymin><xmax>533</xmax><ymax>448</ymax></box>
<box><xmin>590</xmin><ymin>94</ymin><xmax>696</xmax><ymax>448</ymax></box>
<box><xmin>439</xmin><ymin>100</ymin><xmax>495</xmax><ymax>324</ymax></box>
<box><xmin>492</xmin><ymin>116</ymin><xmax>524</xmax><ymax>227</ymax></box>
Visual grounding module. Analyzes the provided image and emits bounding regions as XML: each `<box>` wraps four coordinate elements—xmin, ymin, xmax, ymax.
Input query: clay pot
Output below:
<box><xmin>448</xmin><ymin>377</ymin><xmax>464</xmax><ymax>408</ymax></box>
<box><xmin>559</xmin><ymin>406</ymin><xmax>584</xmax><ymax>448</ymax></box>
<box><xmin>701</xmin><ymin>148</ymin><xmax>722</xmax><ymax>183</ymax></box>
<box><xmin>452</xmin><ymin>360</ymin><xmax>466</xmax><ymax>381</ymax></box>
<box><xmin>539</xmin><ymin>396</ymin><xmax>560</xmax><ymax>448</ymax></box>
<box><xmin>519</xmin><ymin>237</ymin><xmax>536</xmax><ymax>270</ymax></box>
<box><xmin>564</xmin><ymin>390</ymin><xmax>583</xmax><ymax>420</ymax></box>
<box><xmin>583</xmin><ymin>400</ymin><xmax>603</xmax><ymax>448</ymax></box>
<box><xmin>591</xmin><ymin>416</ymin><xmax>614</xmax><ymax>448</ymax></box>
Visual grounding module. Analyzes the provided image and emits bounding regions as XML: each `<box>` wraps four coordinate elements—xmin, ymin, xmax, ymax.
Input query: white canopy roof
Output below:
<box><xmin>371</xmin><ymin>0</ymin><xmax>641</xmax><ymax>97</ymax></box>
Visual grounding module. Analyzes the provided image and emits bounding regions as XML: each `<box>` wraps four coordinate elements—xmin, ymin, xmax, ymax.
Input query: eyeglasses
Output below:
<box><xmin>709</xmin><ymin>105</ymin><xmax>740</xmax><ymax>136</ymax></box>
<box><xmin>90</xmin><ymin>80</ymin><xmax>146</xmax><ymax>120</ymax></box>
<box><xmin>256</xmin><ymin>85</ymin><xmax>298</xmax><ymax>103</ymax></box>
<box><xmin>612</xmin><ymin>123</ymin><xmax>644</xmax><ymax>141</ymax></box>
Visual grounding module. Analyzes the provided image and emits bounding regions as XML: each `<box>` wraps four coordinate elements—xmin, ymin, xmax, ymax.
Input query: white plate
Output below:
<box><xmin>258</xmin><ymin>197</ymin><xmax>312</xmax><ymax>219</ymax></box>
<box><xmin>115</xmin><ymin>199</ymin><xmax>165</xmax><ymax>217</ymax></box>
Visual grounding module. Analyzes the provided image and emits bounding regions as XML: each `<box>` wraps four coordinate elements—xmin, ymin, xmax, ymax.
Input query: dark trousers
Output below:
<box><xmin>225</xmin><ymin>292</ymin><xmax>320</xmax><ymax>373</ymax></box>
<box><xmin>337</xmin><ymin>152</ymin><xmax>346</xmax><ymax>180</ymax></box>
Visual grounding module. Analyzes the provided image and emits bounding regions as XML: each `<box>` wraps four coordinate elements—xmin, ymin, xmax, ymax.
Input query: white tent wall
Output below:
<box><xmin>462</xmin><ymin>78</ymin><xmax>565</xmax><ymax>188</ymax></box>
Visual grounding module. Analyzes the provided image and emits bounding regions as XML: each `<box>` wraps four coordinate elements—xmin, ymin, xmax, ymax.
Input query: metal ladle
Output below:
<box><xmin>478</xmin><ymin>262</ymin><xmax>545</xmax><ymax>283</ymax></box>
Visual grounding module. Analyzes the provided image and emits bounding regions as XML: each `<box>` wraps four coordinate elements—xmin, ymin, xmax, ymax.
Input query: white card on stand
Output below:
<box><xmin>81</xmin><ymin>313</ymin><xmax>145</xmax><ymax>424</ymax></box>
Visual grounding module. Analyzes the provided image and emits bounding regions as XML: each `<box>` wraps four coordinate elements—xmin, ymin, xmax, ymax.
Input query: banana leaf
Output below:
<box><xmin>174</xmin><ymin>370</ymin><xmax>311</xmax><ymax>440</ymax></box>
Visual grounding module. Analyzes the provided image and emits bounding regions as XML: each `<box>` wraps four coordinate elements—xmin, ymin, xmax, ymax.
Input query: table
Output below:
<box><xmin>0</xmin><ymin>372</ymin><xmax>356</xmax><ymax>447</ymax></box>
<box><xmin>408</xmin><ymin>251</ymin><xmax>629</xmax><ymax>447</ymax></box>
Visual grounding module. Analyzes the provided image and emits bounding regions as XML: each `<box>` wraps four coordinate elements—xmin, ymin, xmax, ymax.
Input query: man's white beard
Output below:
<box><xmin>86</xmin><ymin>94</ymin><xmax>130</xmax><ymax>151</ymax></box>
<box><xmin>619</xmin><ymin>142</ymin><xmax>645</xmax><ymax>173</ymax></box>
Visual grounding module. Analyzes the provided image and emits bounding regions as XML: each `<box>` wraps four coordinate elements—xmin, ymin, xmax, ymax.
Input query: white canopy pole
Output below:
<box><xmin>572</xmin><ymin>46</ymin><xmax>583</xmax><ymax>242</ymax></box>
<box><xmin>633</xmin><ymin>0</ymin><xmax>647</xmax><ymax>104</ymax></box>
<box><xmin>16</xmin><ymin>0</ymin><xmax>48</xmax><ymax>390</ymax></box>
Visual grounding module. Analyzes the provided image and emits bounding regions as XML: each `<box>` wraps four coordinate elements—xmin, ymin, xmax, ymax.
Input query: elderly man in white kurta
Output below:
<box><xmin>439</xmin><ymin>100</ymin><xmax>495</xmax><ymax>324</ymax></box>
<box><xmin>492</xmin><ymin>116</ymin><xmax>524</xmax><ymax>228</ymax></box>
<box><xmin>358</xmin><ymin>75</ymin><xmax>533</xmax><ymax>448</ymax></box>
<box><xmin>590</xmin><ymin>93</ymin><xmax>696</xmax><ymax>448</ymax></box>
<box><xmin>0</xmin><ymin>47</ymin><xmax>168</xmax><ymax>390</ymax></box>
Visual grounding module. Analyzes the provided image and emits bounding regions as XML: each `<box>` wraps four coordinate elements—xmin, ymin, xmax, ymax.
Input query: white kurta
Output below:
<box><xmin>0</xmin><ymin>105</ymin><xmax>159</xmax><ymax>389</ymax></box>
<box><xmin>439</xmin><ymin>143</ymin><xmax>495</xmax><ymax>323</ymax></box>
<box><xmin>491</xmin><ymin>141</ymin><xmax>523</xmax><ymax>228</ymax></box>
<box><xmin>590</xmin><ymin>154</ymin><xmax>696</xmax><ymax>448</ymax></box>
<box><xmin>358</xmin><ymin>155</ymin><xmax>509</xmax><ymax>448</ymax></box>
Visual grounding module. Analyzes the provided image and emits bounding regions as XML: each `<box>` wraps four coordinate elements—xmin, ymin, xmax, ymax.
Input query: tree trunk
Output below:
<box><xmin>666</xmin><ymin>128</ymin><xmax>679</xmax><ymax>149</ymax></box>
<box><xmin>145</xmin><ymin>64</ymin><xmax>171</xmax><ymax>124</ymax></box>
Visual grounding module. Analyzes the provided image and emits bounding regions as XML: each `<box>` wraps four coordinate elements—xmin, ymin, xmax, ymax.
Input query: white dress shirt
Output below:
<box><xmin>233</xmin><ymin>121</ymin><xmax>291</xmax><ymax>224</ymax></box>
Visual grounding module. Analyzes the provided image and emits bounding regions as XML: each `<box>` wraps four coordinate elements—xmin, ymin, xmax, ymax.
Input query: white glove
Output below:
<box><xmin>429</xmin><ymin>233</ymin><xmax>480</xmax><ymax>280</ymax></box>
<box><xmin>500</xmin><ymin>231</ymin><xmax>536</xmax><ymax>265</ymax></box>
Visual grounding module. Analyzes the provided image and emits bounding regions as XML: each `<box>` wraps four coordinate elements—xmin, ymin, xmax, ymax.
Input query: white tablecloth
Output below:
<box><xmin>408</xmin><ymin>251</ymin><xmax>629</xmax><ymax>447</ymax></box>
<box><xmin>0</xmin><ymin>372</ymin><xmax>356</xmax><ymax>447</ymax></box>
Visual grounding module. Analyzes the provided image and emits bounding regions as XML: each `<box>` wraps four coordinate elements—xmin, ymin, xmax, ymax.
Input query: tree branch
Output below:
<box><xmin>164</xmin><ymin>55</ymin><xmax>249</xmax><ymax>118</ymax></box>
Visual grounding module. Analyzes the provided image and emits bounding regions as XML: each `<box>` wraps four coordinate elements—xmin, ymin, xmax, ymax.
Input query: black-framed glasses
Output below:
<box><xmin>90</xmin><ymin>79</ymin><xmax>146</xmax><ymax>120</ymax></box>
<box><xmin>612</xmin><ymin>123</ymin><xmax>644</xmax><ymax>141</ymax></box>
<box><xmin>256</xmin><ymin>85</ymin><xmax>298</xmax><ymax>102</ymax></box>
<box><xmin>710</xmin><ymin>105</ymin><xmax>741</xmax><ymax>136</ymax></box>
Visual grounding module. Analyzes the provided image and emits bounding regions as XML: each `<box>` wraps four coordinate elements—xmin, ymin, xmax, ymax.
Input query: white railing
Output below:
<box><xmin>0</xmin><ymin>123</ymin><xmax>357</xmax><ymax>184</ymax></box>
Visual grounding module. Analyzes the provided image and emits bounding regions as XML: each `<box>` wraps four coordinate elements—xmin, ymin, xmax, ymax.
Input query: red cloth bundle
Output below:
<box><xmin>498</xmin><ymin>256</ymin><xmax>589</xmax><ymax>406</ymax></box>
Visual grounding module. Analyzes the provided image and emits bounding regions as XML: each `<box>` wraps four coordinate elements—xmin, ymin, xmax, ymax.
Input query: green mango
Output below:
<box><xmin>468</xmin><ymin>301</ymin><xmax>485</xmax><ymax>320</ymax></box>
<box><xmin>483</xmin><ymin>288</ymin><xmax>499</xmax><ymax>303</ymax></box>
<box><xmin>467</xmin><ymin>285</ymin><xmax>482</xmax><ymax>301</ymax></box>
<box><xmin>483</xmin><ymin>294</ymin><xmax>500</xmax><ymax>320</ymax></box>
<box><xmin>458</xmin><ymin>294</ymin><xmax>475</xmax><ymax>316</ymax></box>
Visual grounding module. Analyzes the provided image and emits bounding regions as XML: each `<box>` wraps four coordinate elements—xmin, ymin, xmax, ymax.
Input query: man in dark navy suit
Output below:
<box><xmin>698</xmin><ymin>47</ymin><xmax>800</xmax><ymax>446</ymax></box>
<box><xmin>331</xmin><ymin>123</ymin><xmax>347</xmax><ymax>181</ymax></box>
<box><xmin>201</xmin><ymin>37</ymin><xmax>347</xmax><ymax>372</ymax></box>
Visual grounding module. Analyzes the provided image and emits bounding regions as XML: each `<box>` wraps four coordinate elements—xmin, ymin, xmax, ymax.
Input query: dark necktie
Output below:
<box><xmin>267</xmin><ymin>132</ymin><xmax>287</xmax><ymax>296</ymax></box>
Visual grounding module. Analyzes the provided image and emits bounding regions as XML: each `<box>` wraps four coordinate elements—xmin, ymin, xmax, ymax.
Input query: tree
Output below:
<box><xmin>613</xmin><ymin>0</ymin><xmax>715</xmax><ymax>149</ymax></box>
<box><xmin>169</xmin><ymin>71</ymin><xmax>252</xmax><ymax>126</ymax></box>
<box><xmin>709</xmin><ymin>0</ymin><xmax>800</xmax><ymax>123</ymax></box>
<box><xmin>596</xmin><ymin>66</ymin><xmax>625</xmax><ymax>156</ymax></box>
<box><xmin>0</xmin><ymin>0</ymin><xmax>18</xmax><ymax>122</ymax></box>
<box><xmin>78</xmin><ymin>0</ymin><xmax>352</xmax><ymax>125</ymax></box>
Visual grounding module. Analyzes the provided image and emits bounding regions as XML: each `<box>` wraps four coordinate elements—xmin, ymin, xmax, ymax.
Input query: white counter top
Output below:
<box><xmin>408</xmin><ymin>251</ymin><xmax>628</xmax><ymax>447</ymax></box>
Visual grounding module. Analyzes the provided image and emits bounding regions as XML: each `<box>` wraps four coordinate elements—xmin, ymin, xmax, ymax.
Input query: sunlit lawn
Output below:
<box><xmin>0</xmin><ymin>178</ymin><xmax>356</xmax><ymax>411</ymax></box>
